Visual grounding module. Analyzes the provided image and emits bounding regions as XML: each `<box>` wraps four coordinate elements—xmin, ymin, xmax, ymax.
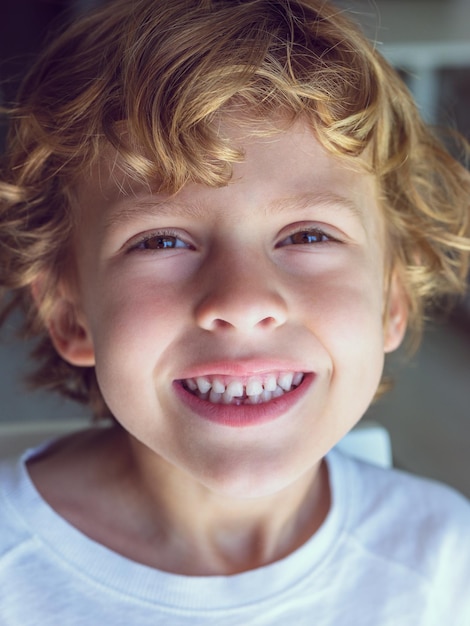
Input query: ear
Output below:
<box><xmin>383</xmin><ymin>271</ymin><xmax>408</xmax><ymax>354</ymax></box>
<box><xmin>47</xmin><ymin>298</ymin><xmax>96</xmax><ymax>366</ymax></box>
<box><xmin>32</xmin><ymin>278</ymin><xmax>95</xmax><ymax>367</ymax></box>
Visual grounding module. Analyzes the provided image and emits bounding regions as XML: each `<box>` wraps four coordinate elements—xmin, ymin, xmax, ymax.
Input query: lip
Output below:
<box><xmin>176</xmin><ymin>358</ymin><xmax>312</xmax><ymax>379</ymax></box>
<box><xmin>173</xmin><ymin>372</ymin><xmax>315</xmax><ymax>428</ymax></box>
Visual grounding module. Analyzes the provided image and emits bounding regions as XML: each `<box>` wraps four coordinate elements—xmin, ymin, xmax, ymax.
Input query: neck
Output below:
<box><xmin>124</xmin><ymin>433</ymin><xmax>331</xmax><ymax>576</ymax></box>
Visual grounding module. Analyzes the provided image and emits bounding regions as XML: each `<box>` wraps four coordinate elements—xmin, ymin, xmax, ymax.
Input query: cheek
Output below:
<box><xmin>295</xmin><ymin>249</ymin><xmax>385</xmax><ymax>328</ymax></box>
<box><xmin>82</xmin><ymin>274</ymin><xmax>191</xmax><ymax>393</ymax></box>
<box><xmin>296</xmin><ymin>259</ymin><xmax>386</xmax><ymax>382</ymax></box>
<box><xmin>88</xmin><ymin>270</ymin><xmax>187</xmax><ymax>339</ymax></box>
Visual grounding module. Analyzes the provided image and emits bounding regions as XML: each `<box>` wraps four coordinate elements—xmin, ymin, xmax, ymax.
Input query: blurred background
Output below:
<box><xmin>1</xmin><ymin>0</ymin><xmax>469</xmax><ymax>496</ymax></box>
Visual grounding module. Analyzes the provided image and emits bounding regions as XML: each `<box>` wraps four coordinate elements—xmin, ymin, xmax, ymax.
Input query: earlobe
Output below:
<box><xmin>383</xmin><ymin>272</ymin><xmax>408</xmax><ymax>354</ymax></box>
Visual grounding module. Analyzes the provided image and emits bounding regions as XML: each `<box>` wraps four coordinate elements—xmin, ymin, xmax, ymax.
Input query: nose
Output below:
<box><xmin>194</xmin><ymin>249</ymin><xmax>288</xmax><ymax>333</ymax></box>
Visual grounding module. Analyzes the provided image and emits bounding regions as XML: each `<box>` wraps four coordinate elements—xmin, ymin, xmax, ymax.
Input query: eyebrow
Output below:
<box><xmin>104</xmin><ymin>191</ymin><xmax>365</xmax><ymax>229</ymax></box>
<box><xmin>267</xmin><ymin>192</ymin><xmax>365</xmax><ymax>221</ymax></box>
<box><xmin>104</xmin><ymin>197</ymin><xmax>206</xmax><ymax>230</ymax></box>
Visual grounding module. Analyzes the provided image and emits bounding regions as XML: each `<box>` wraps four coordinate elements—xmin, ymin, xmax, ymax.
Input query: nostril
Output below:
<box><xmin>194</xmin><ymin>287</ymin><xmax>288</xmax><ymax>332</ymax></box>
<box><xmin>209</xmin><ymin>315</ymin><xmax>279</xmax><ymax>332</ymax></box>
<box><xmin>259</xmin><ymin>316</ymin><xmax>277</xmax><ymax>327</ymax></box>
<box><xmin>212</xmin><ymin>318</ymin><xmax>235</xmax><ymax>330</ymax></box>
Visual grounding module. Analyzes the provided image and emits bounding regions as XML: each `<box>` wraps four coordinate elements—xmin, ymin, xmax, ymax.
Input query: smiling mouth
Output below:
<box><xmin>181</xmin><ymin>371</ymin><xmax>305</xmax><ymax>405</ymax></box>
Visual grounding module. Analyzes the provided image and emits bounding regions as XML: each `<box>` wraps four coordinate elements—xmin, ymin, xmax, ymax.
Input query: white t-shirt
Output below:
<box><xmin>0</xmin><ymin>445</ymin><xmax>469</xmax><ymax>625</ymax></box>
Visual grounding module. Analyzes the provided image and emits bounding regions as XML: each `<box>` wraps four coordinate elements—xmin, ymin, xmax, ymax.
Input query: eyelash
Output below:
<box><xmin>128</xmin><ymin>230</ymin><xmax>192</xmax><ymax>252</ymax></box>
<box><xmin>127</xmin><ymin>226</ymin><xmax>339</xmax><ymax>254</ymax></box>
<box><xmin>276</xmin><ymin>227</ymin><xmax>339</xmax><ymax>247</ymax></box>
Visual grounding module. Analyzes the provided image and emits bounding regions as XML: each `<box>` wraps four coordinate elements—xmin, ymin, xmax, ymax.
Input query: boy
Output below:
<box><xmin>0</xmin><ymin>0</ymin><xmax>469</xmax><ymax>623</ymax></box>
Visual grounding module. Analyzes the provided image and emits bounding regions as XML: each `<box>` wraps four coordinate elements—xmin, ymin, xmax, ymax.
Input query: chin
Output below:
<box><xmin>196</xmin><ymin>454</ymin><xmax>320</xmax><ymax>501</ymax></box>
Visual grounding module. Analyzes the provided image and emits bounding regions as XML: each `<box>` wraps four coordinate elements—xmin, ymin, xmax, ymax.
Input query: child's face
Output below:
<box><xmin>54</xmin><ymin>117</ymin><xmax>406</xmax><ymax>498</ymax></box>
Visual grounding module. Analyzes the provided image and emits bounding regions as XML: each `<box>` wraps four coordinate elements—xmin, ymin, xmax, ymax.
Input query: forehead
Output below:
<box><xmin>75</xmin><ymin>117</ymin><xmax>383</xmax><ymax>240</ymax></box>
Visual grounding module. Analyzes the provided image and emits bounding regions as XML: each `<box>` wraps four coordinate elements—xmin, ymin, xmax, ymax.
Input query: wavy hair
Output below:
<box><xmin>1</xmin><ymin>0</ymin><xmax>469</xmax><ymax>417</ymax></box>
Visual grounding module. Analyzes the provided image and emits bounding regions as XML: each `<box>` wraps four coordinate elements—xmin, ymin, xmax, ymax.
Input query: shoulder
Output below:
<box><xmin>0</xmin><ymin>456</ymin><xmax>37</xmax><ymax>561</ymax></box>
<box><xmin>0</xmin><ymin>427</ymin><xmax>115</xmax><ymax>557</ymax></box>
<box><xmin>329</xmin><ymin>449</ymin><xmax>470</xmax><ymax>595</ymax></box>
<box><xmin>320</xmin><ymin>450</ymin><xmax>470</xmax><ymax>625</ymax></box>
<box><xmin>331</xmin><ymin>448</ymin><xmax>470</xmax><ymax>540</ymax></box>
<box><xmin>346</xmin><ymin>451</ymin><xmax>470</xmax><ymax>526</ymax></box>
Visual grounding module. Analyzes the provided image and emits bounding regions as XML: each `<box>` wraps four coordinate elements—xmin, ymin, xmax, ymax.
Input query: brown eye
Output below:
<box><xmin>279</xmin><ymin>229</ymin><xmax>332</xmax><ymax>246</ymax></box>
<box><xmin>144</xmin><ymin>235</ymin><xmax>178</xmax><ymax>249</ymax></box>
<box><xmin>132</xmin><ymin>233</ymin><xmax>190</xmax><ymax>251</ymax></box>
<box><xmin>290</xmin><ymin>230</ymin><xmax>327</xmax><ymax>244</ymax></box>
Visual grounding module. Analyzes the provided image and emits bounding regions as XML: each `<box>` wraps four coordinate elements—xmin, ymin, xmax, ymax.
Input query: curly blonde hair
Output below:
<box><xmin>1</xmin><ymin>0</ymin><xmax>469</xmax><ymax>418</ymax></box>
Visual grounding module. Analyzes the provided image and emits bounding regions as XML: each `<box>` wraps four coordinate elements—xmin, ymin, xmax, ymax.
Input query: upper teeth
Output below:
<box><xmin>183</xmin><ymin>372</ymin><xmax>304</xmax><ymax>405</ymax></box>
